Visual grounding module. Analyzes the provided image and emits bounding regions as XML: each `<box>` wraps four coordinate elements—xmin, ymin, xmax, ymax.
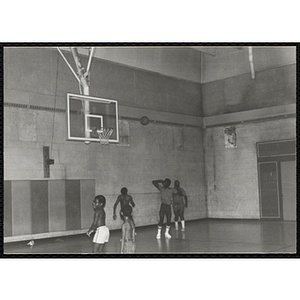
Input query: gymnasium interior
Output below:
<box><xmin>3</xmin><ymin>45</ymin><xmax>297</xmax><ymax>256</ymax></box>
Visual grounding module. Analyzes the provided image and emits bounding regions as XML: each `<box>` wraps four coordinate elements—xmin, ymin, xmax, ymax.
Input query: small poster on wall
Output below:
<box><xmin>224</xmin><ymin>126</ymin><xmax>237</xmax><ymax>148</ymax></box>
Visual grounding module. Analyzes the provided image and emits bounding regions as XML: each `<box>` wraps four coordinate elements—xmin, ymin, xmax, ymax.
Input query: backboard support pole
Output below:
<box><xmin>58</xmin><ymin>47</ymin><xmax>96</xmax><ymax>142</ymax></box>
<box><xmin>57</xmin><ymin>47</ymin><xmax>80</xmax><ymax>83</ymax></box>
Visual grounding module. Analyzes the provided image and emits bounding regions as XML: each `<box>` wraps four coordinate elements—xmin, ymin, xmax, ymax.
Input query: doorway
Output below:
<box><xmin>257</xmin><ymin>139</ymin><xmax>296</xmax><ymax>220</ymax></box>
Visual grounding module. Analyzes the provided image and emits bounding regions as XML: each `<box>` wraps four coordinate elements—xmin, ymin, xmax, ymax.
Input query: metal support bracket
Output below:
<box><xmin>43</xmin><ymin>146</ymin><xmax>54</xmax><ymax>178</ymax></box>
<box><xmin>58</xmin><ymin>47</ymin><xmax>96</xmax><ymax>142</ymax></box>
<box><xmin>57</xmin><ymin>47</ymin><xmax>95</xmax><ymax>94</ymax></box>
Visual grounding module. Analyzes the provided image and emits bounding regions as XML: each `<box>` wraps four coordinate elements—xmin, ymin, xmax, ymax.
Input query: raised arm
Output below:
<box><xmin>152</xmin><ymin>179</ymin><xmax>163</xmax><ymax>190</ymax></box>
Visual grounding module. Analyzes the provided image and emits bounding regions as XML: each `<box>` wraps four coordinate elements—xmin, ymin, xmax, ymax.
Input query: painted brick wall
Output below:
<box><xmin>4</xmin><ymin>47</ymin><xmax>202</xmax><ymax>116</ymax></box>
<box><xmin>4</xmin><ymin>107</ymin><xmax>206</xmax><ymax>232</ymax></box>
<box><xmin>201</xmin><ymin>47</ymin><xmax>296</xmax><ymax>83</ymax></box>
<box><xmin>202</xmin><ymin>64</ymin><xmax>296</xmax><ymax>116</ymax></box>
<box><xmin>4</xmin><ymin>47</ymin><xmax>206</xmax><ymax>238</ymax></box>
<box><xmin>204</xmin><ymin>118</ymin><xmax>296</xmax><ymax>218</ymax></box>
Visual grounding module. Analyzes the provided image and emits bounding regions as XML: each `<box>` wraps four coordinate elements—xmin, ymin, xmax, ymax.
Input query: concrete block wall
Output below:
<box><xmin>4</xmin><ymin>48</ymin><xmax>202</xmax><ymax>115</ymax></box>
<box><xmin>4</xmin><ymin>47</ymin><xmax>206</xmax><ymax>239</ymax></box>
<box><xmin>201</xmin><ymin>46</ymin><xmax>296</xmax><ymax>83</ymax></box>
<box><xmin>107</xmin><ymin>122</ymin><xmax>206</xmax><ymax>230</ymax></box>
<box><xmin>202</xmin><ymin>64</ymin><xmax>296</xmax><ymax>116</ymax></box>
<box><xmin>204</xmin><ymin>118</ymin><xmax>296</xmax><ymax>218</ymax></box>
<box><xmin>4</xmin><ymin>106</ymin><xmax>206</xmax><ymax>232</ymax></box>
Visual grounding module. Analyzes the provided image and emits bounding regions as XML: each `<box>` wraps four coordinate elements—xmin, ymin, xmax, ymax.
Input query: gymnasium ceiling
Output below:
<box><xmin>59</xmin><ymin>46</ymin><xmax>296</xmax><ymax>84</ymax></box>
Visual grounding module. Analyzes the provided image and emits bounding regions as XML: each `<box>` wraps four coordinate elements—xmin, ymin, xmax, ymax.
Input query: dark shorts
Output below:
<box><xmin>173</xmin><ymin>203</ymin><xmax>185</xmax><ymax>214</ymax></box>
<box><xmin>160</xmin><ymin>203</ymin><xmax>172</xmax><ymax>214</ymax></box>
<box><xmin>158</xmin><ymin>203</ymin><xmax>172</xmax><ymax>226</ymax></box>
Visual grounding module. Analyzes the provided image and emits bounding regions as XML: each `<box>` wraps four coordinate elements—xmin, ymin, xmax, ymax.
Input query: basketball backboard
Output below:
<box><xmin>67</xmin><ymin>93</ymin><xmax>119</xmax><ymax>143</ymax></box>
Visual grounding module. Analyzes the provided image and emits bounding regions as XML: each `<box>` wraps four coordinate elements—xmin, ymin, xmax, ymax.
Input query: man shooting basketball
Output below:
<box><xmin>152</xmin><ymin>178</ymin><xmax>177</xmax><ymax>239</ymax></box>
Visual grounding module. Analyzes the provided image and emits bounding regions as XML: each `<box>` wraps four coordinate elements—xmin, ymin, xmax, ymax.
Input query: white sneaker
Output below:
<box><xmin>165</xmin><ymin>232</ymin><xmax>171</xmax><ymax>239</ymax></box>
<box><xmin>181</xmin><ymin>228</ymin><xmax>185</xmax><ymax>232</ymax></box>
<box><xmin>156</xmin><ymin>233</ymin><xmax>161</xmax><ymax>239</ymax></box>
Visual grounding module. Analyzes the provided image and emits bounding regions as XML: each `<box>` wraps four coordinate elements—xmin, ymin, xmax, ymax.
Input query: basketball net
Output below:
<box><xmin>97</xmin><ymin>128</ymin><xmax>114</xmax><ymax>145</ymax></box>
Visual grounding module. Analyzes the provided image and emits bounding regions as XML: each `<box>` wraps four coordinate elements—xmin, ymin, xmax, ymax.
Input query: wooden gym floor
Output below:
<box><xmin>3</xmin><ymin>219</ymin><xmax>296</xmax><ymax>255</ymax></box>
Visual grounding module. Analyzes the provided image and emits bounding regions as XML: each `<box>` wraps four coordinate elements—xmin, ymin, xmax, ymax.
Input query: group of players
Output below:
<box><xmin>86</xmin><ymin>178</ymin><xmax>188</xmax><ymax>254</ymax></box>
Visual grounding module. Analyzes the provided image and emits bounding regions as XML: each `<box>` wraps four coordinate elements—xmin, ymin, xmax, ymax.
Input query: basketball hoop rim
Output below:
<box><xmin>97</xmin><ymin>127</ymin><xmax>114</xmax><ymax>145</ymax></box>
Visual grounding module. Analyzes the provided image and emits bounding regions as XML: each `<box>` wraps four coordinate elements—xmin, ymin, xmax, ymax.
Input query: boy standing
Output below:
<box><xmin>173</xmin><ymin>180</ymin><xmax>188</xmax><ymax>231</ymax></box>
<box><xmin>120</xmin><ymin>205</ymin><xmax>136</xmax><ymax>254</ymax></box>
<box><xmin>86</xmin><ymin>195</ymin><xmax>110</xmax><ymax>253</ymax></box>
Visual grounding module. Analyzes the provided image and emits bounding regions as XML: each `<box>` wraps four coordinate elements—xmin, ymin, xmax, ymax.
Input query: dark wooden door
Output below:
<box><xmin>259</xmin><ymin>162</ymin><xmax>280</xmax><ymax>218</ymax></box>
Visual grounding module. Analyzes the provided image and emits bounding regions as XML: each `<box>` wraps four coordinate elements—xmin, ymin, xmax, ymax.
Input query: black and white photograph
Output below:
<box><xmin>2</xmin><ymin>45</ymin><xmax>297</xmax><ymax>256</ymax></box>
<box><xmin>1</xmin><ymin>3</ymin><xmax>299</xmax><ymax>299</ymax></box>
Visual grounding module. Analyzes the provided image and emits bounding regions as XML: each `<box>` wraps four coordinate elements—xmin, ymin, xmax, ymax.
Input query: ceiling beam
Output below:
<box><xmin>190</xmin><ymin>46</ymin><xmax>243</xmax><ymax>56</ymax></box>
<box><xmin>190</xmin><ymin>47</ymin><xmax>216</xmax><ymax>56</ymax></box>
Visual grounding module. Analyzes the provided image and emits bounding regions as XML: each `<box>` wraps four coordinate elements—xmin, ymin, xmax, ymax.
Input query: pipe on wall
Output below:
<box><xmin>248</xmin><ymin>46</ymin><xmax>255</xmax><ymax>79</ymax></box>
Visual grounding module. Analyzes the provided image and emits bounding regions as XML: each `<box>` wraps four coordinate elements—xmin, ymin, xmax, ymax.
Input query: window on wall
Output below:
<box><xmin>257</xmin><ymin>139</ymin><xmax>295</xmax><ymax>158</ymax></box>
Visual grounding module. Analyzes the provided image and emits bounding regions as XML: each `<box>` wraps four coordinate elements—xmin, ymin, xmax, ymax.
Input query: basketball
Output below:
<box><xmin>140</xmin><ymin>116</ymin><xmax>149</xmax><ymax>125</ymax></box>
